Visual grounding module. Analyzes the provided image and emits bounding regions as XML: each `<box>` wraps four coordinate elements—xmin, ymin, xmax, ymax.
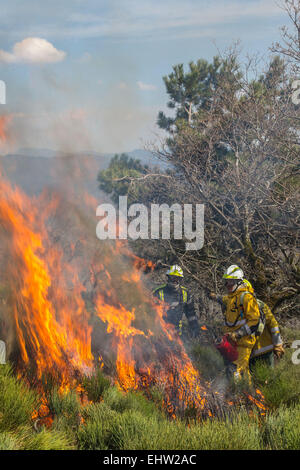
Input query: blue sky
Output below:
<box><xmin>0</xmin><ymin>0</ymin><xmax>289</xmax><ymax>153</ymax></box>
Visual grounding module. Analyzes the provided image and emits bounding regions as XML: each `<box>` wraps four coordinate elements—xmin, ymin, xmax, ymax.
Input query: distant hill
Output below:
<box><xmin>13</xmin><ymin>148</ymin><xmax>158</xmax><ymax>165</ymax></box>
<box><xmin>0</xmin><ymin>148</ymin><xmax>162</xmax><ymax>198</ymax></box>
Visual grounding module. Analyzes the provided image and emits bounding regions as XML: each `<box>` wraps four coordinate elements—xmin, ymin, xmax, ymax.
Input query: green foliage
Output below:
<box><xmin>47</xmin><ymin>387</ymin><xmax>81</xmax><ymax>431</ymax></box>
<box><xmin>82</xmin><ymin>369</ymin><xmax>110</xmax><ymax>402</ymax></box>
<box><xmin>102</xmin><ymin>386</ymin><xmax>162</xmax><ymax>418</ymax></box>
<box><xmin>281</xmin><ymin>325</ymin><xmax>300</xmax><ymax>343</ymax></box>
<box><xmin>157</xmin><ymin>56</ymin><xmax>241</xmax><ymax>132</ymax></box>
<box><xmin>186</xmin><ymin>412</ymin><xmax>262</xmax><ymax>450</ymax></box>
<box><xmin>0</xmin><ymin>359</ymin><xmax>300</xmax><ymax>450</ymax></box>
<box><xmin>78</xmin><ymin>406</ymin><xmax>185</xmax><ymax>450</ymax></box>
<box><xmin>145</xmin><ymin>385</ymin><xmax>165</xmax><ymax>414</ymax></box>
<box><xmin>0</xmin><ymin>432</ymin><xmax>19</xmax><ymax>450</ymax></box>
<box><xmin>151</xmin><ymin>48</ymin><xmax>299</xmax><ymax>316</ymax></box>
<box><xmin>77</xmin><ymin>402</ymin><xmax>119</xmax><ymax>450</ymax></box>
<box><xmin>107</xmin><ymin>410</ymin><xmax>161</xmax><ymax>450</ymax></box>
<box><xmin>263</xmin><ymin>404</ymin><xmax>300</xmax><ymax>450</ymax></box>
<box><xmin>97</xmin><ymin>153</ymin><xmax>149</xmax><ymax>204</ymax></box>
<box><xmin>18</xmin><ymin>426</ymin><xmax>75</xmax><ymax>450</ymax></box>
<box><xmin>252</xmin><ymin>352</ymin><xmax>300</xmax><ymax>409</ymax></box>
<box><xmin>0</xmin><ymin>365</ymin><xmax>74</xmax><ymax>449</ymax></box>
<box><xmin>0</xmin><ymin>364</ymin><xmax>37</xmax><ymax>432</ymax></box>
<box><xmin>82</xmin><ymin>407</ymin><xmax>262</xmax><ymax>450</ymax></box>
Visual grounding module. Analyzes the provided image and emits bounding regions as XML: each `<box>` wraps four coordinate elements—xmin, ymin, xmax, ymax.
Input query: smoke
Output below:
<box><xmin>1</xmin><ymin>50</ymin><xmax>159</xmax><ymax>155</ymax></box>
<box><xmin>0</xmin><ymin>65</ymin><xmax>215</xmax><ymax>415</ymax></box>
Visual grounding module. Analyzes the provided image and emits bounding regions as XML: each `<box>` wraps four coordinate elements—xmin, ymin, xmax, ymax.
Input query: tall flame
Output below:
<box><xmin>0</xmin><ymin>178</ymin><xmax>93</xmax><ymax>388</ymax></box>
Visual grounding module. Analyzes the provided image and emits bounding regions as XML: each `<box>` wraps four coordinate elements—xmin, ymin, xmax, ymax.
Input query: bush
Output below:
<box><xmin>19</xmin><ymin>426</ymin><xmax>75</xmax><ymax>450</ymax></box>
<box><xmin>47</xmin><ymin>387</ymin><xmax>81</xmax><ymax>430</ymax></box>
<box><xmin>98</xmin><ymin>408</ymin><xmax>262</xmax><ymax>450</ymax></box>
<box><xmin>107</xmin><ymin>410</ymin><xmax>169</xmax><ymax>450</ymax></box>
<box><xmin>0</xmin><ymin>364</ymin><xmax>38</xmax><ymax>432</ymax></box>
<box><xmin>82</xmin><ymin>369</ymin><xmax>110</xmax><ymax>402</ymax></box>
<box><xmin>1</xmin><ymin>347</ymin><xmax>299</xmax><ymax>450</ymax></box>
<box><xmin>77</xmin><ymin>402</ymin><xmax>119</xmax><ymax>450</ymax></box>
<box><xmin>263</xmin><ymin>404</ymin><xmax>300</xmax><ymax>450</ymax></box>
<box><xmin>0</xmin><ymin>432</ymin><xmax>19</xmax><ymax>450</ymax></box>
<box><xmin>77</xmin><ymin>402</ymin><xmax>178</xmax><ymax>450</ymax></box>
<box><xmin>186</xmin><ymin>412</ymin><xmax>262</xmax><ymax>450</ymax></box>
<box><xmin>102</xmin><ymin>386</ymin><xmax>161</xmax><ymax>418</ymax></box>
<box><xmin>252</xmin><ymin>353</ymin><xmax>300</xmax><ymax>408</ymax></box>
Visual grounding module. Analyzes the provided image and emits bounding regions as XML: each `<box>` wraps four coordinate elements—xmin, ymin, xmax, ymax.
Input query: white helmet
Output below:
<box><xmin>166</xmin><ymin>265</ymin><xmax>184</xmax><ymax>277</ymax></box>
<box><xmin>223</xmin><ymin>265</ymin><xmax>244</xmax><ymax>280</ymax></box>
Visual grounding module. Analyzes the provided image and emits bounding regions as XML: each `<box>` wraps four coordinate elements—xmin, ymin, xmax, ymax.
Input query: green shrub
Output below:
<box><xmin>100</xmin><ymin>408</ymin><xmax>262</xmax><ymax>450</ymax></box>
<box><xmin>146</xmin><ymin>385</ymin><xmax>166</xmax><ymax>415</ymax></box>
<box><xmin>46</xmin><ymin>387</ymin><xmax>81</xmax><ymax>430</ymax></box>
<box><xmin>0</xmin><ymin>432</ymin><xmax>19</xmax><ymax>450</ymax></box>
<box><xmin>78</xmin><ymin>403</ymin><xmax>168</xmax><ymax>450</ymax></box>
<box><xmin>263</xmin><ymin>404</ymin><xmax>300</xmax><ymax>449</ymax></box>
<box><xmin>82</xmin><ymin>369</ymin><xmax>110</xmax><ymax>402</ymax></box>
<box><xmin>77</xmin><ymin>402</ymin><xmax>119</xmax><ymax>450</ymax></box>
<box><xmin>112</xmin><ymin>412</ymin><xmax>211</xmax><ymax>450</ymax></box>
<box><xmin>20</xmin><ymin>426</ymin><xmax>75</xmax><ymax>450</ymax></box>
<box><xmin>0</xmin><ymin>365</ymin><xmax>38</xmax><ymax>432</ymax></box>
<box><xmin>107</xmin><ymin>410</ymin><xmax>160</xmax><ymax>450</ymax></box>
<box><xmin>1</xmin><ymin>344</ymin><xmax>299</xmax><ymax>451</ymax></box>
<box><xmin>252</xmin><ymin>354</ymin><xmax>300</xmax><ymax>408</ymax></box>
<box><xmin>186</xmin><ymin>412</ymin><xmax>262</xmax><ymax>450</ymax></box>
<box><xmin>103</xmin><ymin>386</ymin><xmax>161</xmax><ymax>418</ymax></box>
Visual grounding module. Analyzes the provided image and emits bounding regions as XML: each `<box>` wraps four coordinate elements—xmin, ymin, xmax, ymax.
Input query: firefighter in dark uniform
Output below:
<box><xmin>152</xmin><ymin>265</ymin><xmax>200</xmax><ymax>338</ymax></box>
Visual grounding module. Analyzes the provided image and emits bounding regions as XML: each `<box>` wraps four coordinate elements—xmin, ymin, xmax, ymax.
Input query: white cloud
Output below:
<box><xmin>0</xmin><ymin>37</ymin><xmax>66</xmax><ymax>64</ymax></box>
<box><xmin>137</xmin><ymin>81</ymin><xmax>157</xmax><ymax>91</ymax></box>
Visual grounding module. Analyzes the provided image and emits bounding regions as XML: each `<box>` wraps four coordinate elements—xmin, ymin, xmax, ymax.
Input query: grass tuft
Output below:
<box><xmin>82</xmin><ymin>369</ymin><xmax>110</xmax><ymax>402</ymax></box>
<box><xmin>0</xmin><ymin>364</ymin><xmax>37</xmax><ymax>432</ymax></box>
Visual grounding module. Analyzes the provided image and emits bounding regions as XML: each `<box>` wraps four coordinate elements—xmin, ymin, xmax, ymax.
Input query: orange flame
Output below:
<box><xmin>0</xmin><ymin>115</ymin><xmax>12</xmax><ymax>144</ymax></box>
<box><xmin>0</xmin><ymin>179</ymin><xmax>93</xmax><ymax>389</ymax></box>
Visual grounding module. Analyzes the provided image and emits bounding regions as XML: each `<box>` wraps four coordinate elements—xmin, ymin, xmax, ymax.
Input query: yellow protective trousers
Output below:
<box><xmin>223</xmin><ymin>286</ymin><xmax>260</xmax><ymax>382</ymax></box>
<box><xmin>233</xmin><ymin>336</ymin><xmax>256</xmax><ymax>382</ymax></box>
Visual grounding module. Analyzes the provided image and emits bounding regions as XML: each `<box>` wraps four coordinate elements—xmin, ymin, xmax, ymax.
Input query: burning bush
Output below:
<box><xmin>0</xmin><ymin>175</ymin><xmax>216</xmax><ymax>419</ymax></box>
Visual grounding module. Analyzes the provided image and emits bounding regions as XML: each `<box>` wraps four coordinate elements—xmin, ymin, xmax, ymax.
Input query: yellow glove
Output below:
<box><xmin>273</xmin><ymin>344</ymin><xmax>285</xmax><ymax>359</ymax></box>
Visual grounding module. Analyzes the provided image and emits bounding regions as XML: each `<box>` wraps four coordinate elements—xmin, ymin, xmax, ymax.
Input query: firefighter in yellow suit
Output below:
<box><xmin>250</xmin><ymin>302</ymin><xmax>284</xmax><ymax>369</ymax></box>
<box><xmin>212</xmin><ymin>266</ymin><xmax>261</xmax><ymax>382</ymax></box>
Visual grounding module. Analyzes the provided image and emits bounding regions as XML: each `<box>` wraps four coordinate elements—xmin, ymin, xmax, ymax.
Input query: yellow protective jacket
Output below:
<box><xmin>222</xmin><ymin>285</ymin><xmax>261</xmax><ymax>379</ymax></box>
<box><xmin>251</xmin><ymin>302</ymin><xmax>283</xmax><ymax>358</ymax></box>
<box><xmin>223</xmin><ymin>286</ymin><xmax>260</xmax><ymax>336</ymax></box>
<box><xmin>217</xmin><ymin>282</ymin><xmax>261</xmax><ymax>379</ymax></box>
